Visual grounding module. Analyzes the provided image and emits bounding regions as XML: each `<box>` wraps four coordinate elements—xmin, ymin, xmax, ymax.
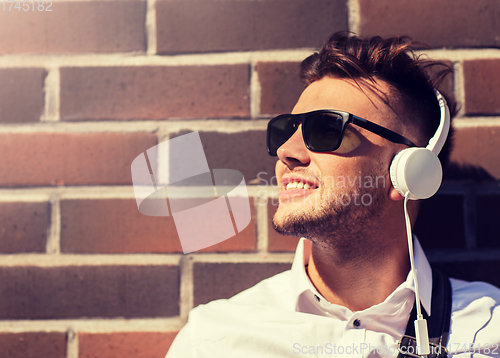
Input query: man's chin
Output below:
<box><xmin>272</xmin><ymin>221</ymin><xmax>303</xmax><ymax>238</ymax></box>
<box><xmin>272</xmin><ymin>210</ymin><xmax>316</xmax><ymax>238</ymax></box>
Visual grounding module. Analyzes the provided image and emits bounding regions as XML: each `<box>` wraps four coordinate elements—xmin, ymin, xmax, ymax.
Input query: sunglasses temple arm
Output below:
<box><xmin>351</xmin><ymin>115</ymin><xmax>417</xmax><ymax>148</ymax></box>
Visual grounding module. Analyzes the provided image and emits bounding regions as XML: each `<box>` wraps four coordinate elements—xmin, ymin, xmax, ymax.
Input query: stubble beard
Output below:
<box><xmin>272</xmin><ymin>182</ymin><xmax>387</xmax><ymax>263</ymax></box>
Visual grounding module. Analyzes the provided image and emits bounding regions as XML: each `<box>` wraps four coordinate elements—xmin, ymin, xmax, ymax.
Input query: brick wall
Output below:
<box><xmin>0</xmin><ymin>0</ymin><xmax>499</xmax><ymax>357</ymax></box>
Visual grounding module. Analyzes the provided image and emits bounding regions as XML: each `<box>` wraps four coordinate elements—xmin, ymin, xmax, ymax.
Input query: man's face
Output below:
<box><xmin>272</xmin><ymin>76</ymin><xmax>404</xmax><ymax>252</ymax></box>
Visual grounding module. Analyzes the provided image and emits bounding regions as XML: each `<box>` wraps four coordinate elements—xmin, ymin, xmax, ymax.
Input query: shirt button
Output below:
<box><xmin>353</xmin><ymin>319</ymin><xmax>361</xmax><ymax>328</ymax></box>
<box><xmin>314</xmin><ymin>294</ymin><xmax>320</xmax><ymax>302</ymax></box>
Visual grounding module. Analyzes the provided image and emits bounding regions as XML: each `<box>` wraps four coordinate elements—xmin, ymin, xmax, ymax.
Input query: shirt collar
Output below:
<box><xmin>290</xmin><ymin>236</ymin><xmax>433</xmax><ymax>316</ymax></box>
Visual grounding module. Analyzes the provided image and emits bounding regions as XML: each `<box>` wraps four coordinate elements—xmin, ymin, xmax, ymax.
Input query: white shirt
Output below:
<box><xmin>166</xmin><ymin>238</ymin><xmax>500</xmax><ymax>358</ymax></box>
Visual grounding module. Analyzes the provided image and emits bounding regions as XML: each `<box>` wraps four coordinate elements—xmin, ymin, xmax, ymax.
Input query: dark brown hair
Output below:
<box><xmin>300</xmin><ymin>32</ymin><xmax>457</xmax><ymax>167</ymax></box>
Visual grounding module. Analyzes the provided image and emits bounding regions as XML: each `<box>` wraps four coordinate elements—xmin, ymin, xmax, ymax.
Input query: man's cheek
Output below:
<box><xmin>334</xmin><ymin>128</ymin><xmax>362</xmax><ymax>154</ymax></box>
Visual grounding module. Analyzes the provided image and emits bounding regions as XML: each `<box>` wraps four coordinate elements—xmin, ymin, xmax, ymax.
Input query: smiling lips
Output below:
<box><xmin>280</xmin><ymin>176</ymin><xmax>319</xmax><ymax>198</ymax></box>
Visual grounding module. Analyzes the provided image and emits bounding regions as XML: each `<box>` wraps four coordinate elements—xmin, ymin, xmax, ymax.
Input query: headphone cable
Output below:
<box><xmin>404</xmin><ymin>192</ymin><xmax>430</xmax><ymax>356</ymax></box>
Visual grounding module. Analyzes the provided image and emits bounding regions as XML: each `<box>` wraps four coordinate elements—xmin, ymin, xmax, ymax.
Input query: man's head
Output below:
<box><xmin>300</xmin><ymin>32</ymin><xmax>457</xmax><ymax>166</ymax></box>
<box><xmin>271</xmin><ymin>32</ymin><xmax>456</xmax><ymax>259</ymax></box>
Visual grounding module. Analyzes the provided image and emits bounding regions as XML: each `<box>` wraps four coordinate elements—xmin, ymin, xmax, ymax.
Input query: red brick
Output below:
<box><xmin>0</xmin><ymin>132</ymin><xmax>156</xmax><ymax>186</ymax></box>
<box><xmin>61</xmin><ymin>199</ymin><xmax>181</xmax><ymax>253</ymax></box>
<box><xmin>60</xmin><ymin>66</ymin><xmax>249</xmax><ymax>120</ymax></box>
<box><xmin>413</xmin><ymin>194</ymin><xmax>466</xmax><ymax>250</ymax></box>
<box><xmin>197</xmin><ymin>198</ymin><xmax>257</xmax><ymax>253</ymax></box>
<box><xmin>432</xmin><ymin>261</ymin><xmax>500</xmax><ymax>288</ymax></box>
<box><xmin>61</xmin><ymin>198</ymin><xmax>256</xmax><ymax>253</ymax></box>
<box><xmin>0</xmin><ymin>332</ymin><xmax>66</xmax><ymax>358</ymax></box>
<box><xmin>156</xmin><ymin>0</ymin><xmax>347</xmax><ymax>54</ymax></box>
<box><xmin>0</xmin><ymin>202</ymin><xmax>50</xmax><ymax>253</ymax></box>
<box><xmin>0</xmin><ymin>69</ymin><xmax>46</xmax><ymax>123</ymax></box>
<box><xmin>0</xmin><ymin>2</ymin><xmax>145</xmax><ymax>54</ymax></box>
<box><xmin>0</xmin><ymin>265</ymin><xmax>179</xmax><ymax>319</ymax></box>
<box><xmin>267</xmin><ymin>200</ymin><xmax>301</xmax><ymax>252</ymax></box>
<box><xmin>449</xmin><ymin>126</ymin><xmax>500</xmax><ymax>180</ymax></box>
<box><xmin>476</xmin><ymin>195</ymin><xmax>500</xmax><ymax>248</ymax></box>
<box><xmin>463</xmin><ymin>60</ymin><xmax>500</xmax><ymax>115</ymax></box>
<box><xmin>258</xmin><ymin>62</ymin><xmax>304</xmax><ymax>115</ymax></box>
<box><xmin>193</xmin><ymin>262</ymin><xmax>291</xmax><ymax>306</ymax></box>
<box><xmin>359</xmin><ymin>0</ymin><xmax>500</xmax><ymax>48</ymax></box>
<box><xmin>79</xmin><ymin>332</ymin><xmax>178</xmax><ymax>358</ymax></box>
<box><xmin>171</xmin><ymin>130</ymin><xmax>277</xmax><ymax>186</ymax></box>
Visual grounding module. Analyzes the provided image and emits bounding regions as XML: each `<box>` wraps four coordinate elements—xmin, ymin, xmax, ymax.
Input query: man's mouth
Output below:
<box><xmin>281</xmin><ymin>175</ymin><xmax>319</xmax><ymax>191</ymax></box>
<box><xmin>284</xmin><ymin>181</ymin><xmax>318</xmax><ymax>190</ymax></box>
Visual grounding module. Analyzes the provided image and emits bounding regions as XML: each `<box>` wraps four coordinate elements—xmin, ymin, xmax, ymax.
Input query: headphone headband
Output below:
<box><xmin>426</xmin><ymin>90</ymin><xmax>450</xmax><ymax>155</ymax></box>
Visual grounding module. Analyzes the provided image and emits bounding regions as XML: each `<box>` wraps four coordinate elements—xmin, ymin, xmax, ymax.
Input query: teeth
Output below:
<box><xmin>285</xmin><ymin>182</ymin><xmax>315</xmax><ymax>190</ymax></box>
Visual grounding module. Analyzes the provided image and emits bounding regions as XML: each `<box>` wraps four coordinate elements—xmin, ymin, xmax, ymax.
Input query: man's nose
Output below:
<box><xmin>276</xmin><ymin>124</ymin><xmax>311</xmax><ymax>168</ymax></box>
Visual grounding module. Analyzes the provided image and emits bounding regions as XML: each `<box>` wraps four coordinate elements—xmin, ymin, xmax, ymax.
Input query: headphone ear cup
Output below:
<box><xmin>390</xmin><ymin>148</ymin><xmax>443</xmax><ymax>200</ymax></box>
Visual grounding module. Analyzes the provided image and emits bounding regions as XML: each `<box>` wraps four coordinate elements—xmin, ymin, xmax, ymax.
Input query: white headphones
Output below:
<box><xmin>389</xmin><ymin>90</ymin><xmax>451</xmax><ymax>200</ymax></box>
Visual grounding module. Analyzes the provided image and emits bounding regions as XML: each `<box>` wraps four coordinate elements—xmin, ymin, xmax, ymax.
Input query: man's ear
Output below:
<box><xmin>389</xmin><ymin>184</ymin><xmax>405</xmax><ymax>201</ymax></box>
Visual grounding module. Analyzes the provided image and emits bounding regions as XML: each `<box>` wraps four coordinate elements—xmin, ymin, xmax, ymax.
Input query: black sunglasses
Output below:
<box><xmin>267</xmin><ymin>109</ymin><xmax>417</xmax><ymax>156</ymax></box>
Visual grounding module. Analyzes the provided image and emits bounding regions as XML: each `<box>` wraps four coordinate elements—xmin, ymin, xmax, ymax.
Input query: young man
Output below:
<box><xmin>166</xmin><ymin>33</ymin><xmax>500</xmax><ymax>357</ymax></box>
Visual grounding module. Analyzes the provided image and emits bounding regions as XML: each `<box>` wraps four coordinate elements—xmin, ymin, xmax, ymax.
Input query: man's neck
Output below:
<box><xmin>304</xmin><ymin>238</ymin><xmax>411</xmax><ymax>312</ymax></box>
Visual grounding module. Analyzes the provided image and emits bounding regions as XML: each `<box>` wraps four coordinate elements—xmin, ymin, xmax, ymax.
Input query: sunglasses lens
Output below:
<box><xmin>303</xmin><ymin>112</ymin><xmax>344</xmax><ymax>152</ymax></box>
<box><xmin>267</xmin><ymin>115</ymin><xmax>299</xmax><ymax>156</ymax></box>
